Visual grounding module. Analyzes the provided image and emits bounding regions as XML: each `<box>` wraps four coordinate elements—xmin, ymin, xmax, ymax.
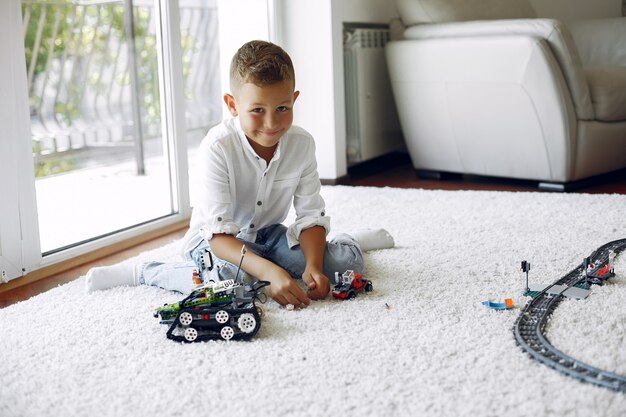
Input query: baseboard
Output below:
<box><xmin>321</xmin><ymin>175</ymin><xmax>351</xmax><ymax>185</ymax></box>
<box><xmin>348</xmin><ymin>152</ymin><xmax>411</xmax><ymax>177</ymax></box>
<box><xmin>416</xmin><ymin>170</ymin><xmax>463</xmax><ymax>181</ymax></box>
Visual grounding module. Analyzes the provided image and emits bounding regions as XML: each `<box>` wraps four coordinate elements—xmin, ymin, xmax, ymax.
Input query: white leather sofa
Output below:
<box><xmin>385</xmin><ymin>0</ymin><xmax>626</xmax><ymax>190</ymax></box>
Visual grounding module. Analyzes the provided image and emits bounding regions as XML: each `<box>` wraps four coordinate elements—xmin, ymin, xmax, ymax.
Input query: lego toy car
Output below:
<box><xmin>155</xmin><ymin>279</ymin><xmax>270</xmax><ymax>342</ymax></box>
<box><xmin>154</xmin><ymin>279</ymin><xmax>240</xmax><ymax>324</ymax></box>
<box><xmin>331</xmin><ymin>270</ymin><xmax>373</xmax><ymax>300</ymax></box>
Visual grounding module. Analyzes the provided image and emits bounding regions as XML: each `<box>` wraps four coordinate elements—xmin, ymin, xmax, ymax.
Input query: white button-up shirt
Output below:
<box><xmin>181</xmin><ymin>117</ymin><xmax>330</xmax><ymax>255</ymax></box>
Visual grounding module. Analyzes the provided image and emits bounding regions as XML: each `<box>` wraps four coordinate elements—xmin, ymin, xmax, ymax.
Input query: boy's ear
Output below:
<box><xmin>293</xmin><ymin>90</ymin><xmax>300</xmax><ymax>103</ymax></box>
<box><xmin>223</xmin><ymin>93</ymin><xmax>238</xmax><ymax>117</ymax></box>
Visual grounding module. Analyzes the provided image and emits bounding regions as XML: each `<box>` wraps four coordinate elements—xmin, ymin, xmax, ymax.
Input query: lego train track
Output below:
<box><xmin>512</xmin><ymin>238</ymin><xmax>626</xmax><ymax>392</ymax></box>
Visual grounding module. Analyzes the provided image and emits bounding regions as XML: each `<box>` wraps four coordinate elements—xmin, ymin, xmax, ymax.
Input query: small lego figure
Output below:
<box><xmin>191</xmin><ymin>269</ymin><xmax>202</xmax><ymax>287</ymax></box>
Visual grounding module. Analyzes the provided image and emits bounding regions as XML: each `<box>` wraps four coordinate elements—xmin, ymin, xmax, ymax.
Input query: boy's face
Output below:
<box><xmin>224</xmin><ymin>80</ymin><xmax>299</xmax><ymax>149</ymax></box>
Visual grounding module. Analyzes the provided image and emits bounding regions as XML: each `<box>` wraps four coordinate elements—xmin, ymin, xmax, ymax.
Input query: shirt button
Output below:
<box><xmin>321</xmin><ymin>211</ymin><xmax>325</xmax><ymax>216</ymax></box>
<box><xmin>250</xmin><ymin>224</ymin><xmax>255</xmax><ymax>229</ymax></box>
<box><xmin>217</xmin><ymin>217</ymin><xmax>223</xmax><ymax>221</ymax></box>
<box><xmin>257</xmin><ymin>201</ymin><xmax>262</xmax><ymax>206</ymax></box>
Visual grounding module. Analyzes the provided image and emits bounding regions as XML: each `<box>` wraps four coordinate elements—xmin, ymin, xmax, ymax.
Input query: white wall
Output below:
<box><xmin>216</xmin><ymin>0</ymin><xmax>270</xmax><ymax>113</ymax></box>
<box><xmin>275</xmin><ymin>1</ymin><xmax>336</xmax><ymax>178</ymax></box>
<box><xmin>274</xmin><ymin>0</ymin><xmax>399</xmax><ymax>180</ymax></box>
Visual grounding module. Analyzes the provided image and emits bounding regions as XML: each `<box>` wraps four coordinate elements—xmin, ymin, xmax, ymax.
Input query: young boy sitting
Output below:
<box><xmin>85</xmin><ymin>40</ymin><xmax>394</xmax><ymax>307</ymax></box>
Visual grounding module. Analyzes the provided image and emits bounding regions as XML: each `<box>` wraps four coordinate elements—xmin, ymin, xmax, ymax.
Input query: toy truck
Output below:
<box><xmin>331</xmin><ymin>270</ymin><xmax>373</xmax><ymax>300</ymax></box>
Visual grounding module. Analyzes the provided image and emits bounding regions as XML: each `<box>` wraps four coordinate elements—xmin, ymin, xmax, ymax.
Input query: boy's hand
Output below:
<box><xmin>211</xmin><ymin>234</ymin><xmax>310</xmax><ymax>308</ymax></box>
<box><xmin>302</xmin><ymin>266</ymin><xmax>330</xmax><ymax>300</ymax></box>
<box><xmin>263</xmin><ymin>265</ymin><xmax>311</xmax><ymax>308</ymax></box>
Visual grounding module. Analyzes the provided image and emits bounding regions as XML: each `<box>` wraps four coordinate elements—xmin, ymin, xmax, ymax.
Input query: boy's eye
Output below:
<box><xmin>250</xmin><ymin>108</ymin><xmax>264</xmax><ymax>114</ymax></box>
<box><xmin>276</xmin><ymin>106</ymin><xmax>288</xmax><ymax>112</ymax></box>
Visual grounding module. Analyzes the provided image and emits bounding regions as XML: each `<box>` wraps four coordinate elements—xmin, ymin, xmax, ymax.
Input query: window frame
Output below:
<box><xmin>0</xmin><ymin>0</ymin><xmax>40</xmax><ymax>281</ymax></box>
<box><xmin>0</xmin><ymin>0</ymin><xmax>191</xmax><ymax>282</ymax></box>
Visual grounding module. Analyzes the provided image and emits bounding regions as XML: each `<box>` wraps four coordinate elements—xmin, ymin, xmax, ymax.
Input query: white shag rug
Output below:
<box><xmin>2</xmin><ymin>186</ymin><xmax>626</xmax><ymax>417</ymax></box>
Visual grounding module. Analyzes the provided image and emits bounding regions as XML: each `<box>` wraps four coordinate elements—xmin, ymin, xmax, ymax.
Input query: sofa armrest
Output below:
<box><xmin>402</xmin><ymin>18</ymin><xmax>593</xmax><ymax>119</ymax></box>
<box><xmin>386</xmin><ymin>35</ymin><xmax>578</xmax><ymax>180</ymax></box>
<box><xmin>568</xmin><ymin>17</ymin><xmax>626</xmax><ymax>67</ymax></box>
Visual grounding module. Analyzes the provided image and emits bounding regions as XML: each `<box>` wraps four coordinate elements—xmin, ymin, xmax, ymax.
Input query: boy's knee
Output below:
<box><xmin>324</xmin><ymin>234</ymin><xmax>364</xmax><ymax>275</ymax></box>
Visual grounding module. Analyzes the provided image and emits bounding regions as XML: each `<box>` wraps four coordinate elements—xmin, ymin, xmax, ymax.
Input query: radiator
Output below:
<box><xmin>343</xmin><ymin>25</ymin><xmax>404</xmax><ymax>165</ymax></box>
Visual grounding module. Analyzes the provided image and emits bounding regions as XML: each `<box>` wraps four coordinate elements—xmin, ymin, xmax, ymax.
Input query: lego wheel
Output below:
<box><xmin>237</xmin><ymin>313</ymin><xmax>257</xmax><ymax>333</ymax></box>
<box><xmin>215</xmin><ymin>310</ymin><xmax>229</xmax><ymax>324</ymax></box>
<box><xmin>184</xmin><ymin>327</ymin><xmax>198</xmax><ymax>342</ymax></box>
<box><xmin>365</xmin><ymin>281</ymin><xmax>373</xmax><ymax>292</ymax></box>
<box><xmin>179</xmin><ymin>311</ymin><xmax>193</xmax><ymax>326</ymax></box>
<box><xmin>255</xmin><ymin>305</ymin><xmax>265</xmax><ymax>319</ymax></box>
<box><xmin>346</xmin><ymin>290</ymin><xmax>356</xmax><ymax>299</ymax></box>
<box><xmin>220</xmin><ymin>326</ymin><xmax>235</xmax><ymax>340</ymax></box>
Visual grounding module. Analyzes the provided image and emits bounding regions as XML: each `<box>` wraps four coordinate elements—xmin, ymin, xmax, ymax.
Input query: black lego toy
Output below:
<box><xmin>154</xmin><ymin>245</ymin><xmax>270</xmax><ymax>342</ymax></box>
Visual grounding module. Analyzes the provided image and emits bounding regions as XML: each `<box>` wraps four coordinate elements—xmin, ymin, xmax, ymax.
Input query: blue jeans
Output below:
<box><xmin>137</xmin><ymin>224</ymin><xmax>364</xmax><ymax>294</ymax></box>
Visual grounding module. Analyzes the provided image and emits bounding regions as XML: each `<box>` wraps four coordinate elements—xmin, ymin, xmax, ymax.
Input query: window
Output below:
<box><xmin>0</xmin><ymin>0</ymin><xmax>221</xmax><ymax>281</ymax></box>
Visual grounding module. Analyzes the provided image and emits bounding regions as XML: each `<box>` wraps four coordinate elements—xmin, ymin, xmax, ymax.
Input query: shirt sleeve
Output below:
<box><xmin>191</xmin><ymin>137</ymin><xmax>240</xmax><ymax>243</ymax></box>
<box><xmin>285</xmin><ymin>140</ymin><xmax>331</xmax><ymax>248</ymax></box>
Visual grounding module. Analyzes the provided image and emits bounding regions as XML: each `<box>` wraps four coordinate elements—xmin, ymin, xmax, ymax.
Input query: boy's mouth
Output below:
<box><xmin>260</xmin><ymin>129</ymin><xmax>282</xmax><ymax>137</ymax></box>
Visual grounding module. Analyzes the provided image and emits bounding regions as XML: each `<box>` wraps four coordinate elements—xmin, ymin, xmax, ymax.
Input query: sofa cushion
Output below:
<box><xmin>585</xmin><ymin>66</ymin><xmax>626</xmax><ymax>121</ymax></box>
<box><xmin>569</xmin><ymin>17</ymin><xmax>626</xmax><ymax>67</ymax></box>
<box><xmin>396</xmin><ymin>0</ymin><xmax>536</xmax><ymax>26</ymax></box>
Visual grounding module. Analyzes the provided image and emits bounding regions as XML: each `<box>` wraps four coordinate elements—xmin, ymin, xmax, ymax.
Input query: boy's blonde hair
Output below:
<box><xmin>229</xmin><ymin>40</ymin><xmax>295</xmax><ymax>93</ymax></box>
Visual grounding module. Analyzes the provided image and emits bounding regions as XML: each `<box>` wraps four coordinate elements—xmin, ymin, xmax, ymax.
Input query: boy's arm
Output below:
<box><xmin>285</xmin><ymin>135</ymin><xmax>330</xmax><ymax>248</ymax></box>
<box><xmin>209</xmin><ymin>234</ymin><xmax>311</xmax><ymax>307</ymax></box>
<box><xmin>298</xmin><ymin>225</ymin><xmax>330</xmax><ymax>300</ymax></box>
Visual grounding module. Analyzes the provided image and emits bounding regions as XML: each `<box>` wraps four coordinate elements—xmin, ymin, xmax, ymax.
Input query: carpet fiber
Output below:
<box><xmin>2</xmin><ymin>186</ymin><xmax>626</xmax><ymax>417</ymax></box>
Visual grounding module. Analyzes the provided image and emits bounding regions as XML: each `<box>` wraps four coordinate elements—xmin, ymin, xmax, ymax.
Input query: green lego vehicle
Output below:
<box><xmin>154</xmin><ymin>245</ymin><xmax>270</xmax><ymax>342</ymax></box>
<box><xmin>157</xmin><ymin>279</ymin><xmax>270</xmax><ymax>342</ymax></box>
<box><xmin>154</xmin><ymin>279</ymin><xmax>241</xmax><ymax>323</ymax></box>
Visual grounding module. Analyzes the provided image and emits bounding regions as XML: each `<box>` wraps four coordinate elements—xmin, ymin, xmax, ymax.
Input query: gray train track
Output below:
<box><xmin>513</xmin><ymin>238</ymin><xmax>626</xmax><ymax>392</ymax></box>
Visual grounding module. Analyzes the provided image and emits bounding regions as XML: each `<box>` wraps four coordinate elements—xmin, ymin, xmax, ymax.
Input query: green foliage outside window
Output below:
<box><xmin>23</xmin><ymin>1</ymin><xmax>166</xmax><ymax>134</ymax></box>
<box><xmin>23</xmin><ymin>0</ymin><xmax>214</xmax><ymax>178</ymax></box>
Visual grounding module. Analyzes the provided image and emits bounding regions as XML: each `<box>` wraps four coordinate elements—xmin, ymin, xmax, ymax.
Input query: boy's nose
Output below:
<box><xmin>265</xmin><ymin>114</ymin><xmax>279</xmax><ymax>129</ymax></box>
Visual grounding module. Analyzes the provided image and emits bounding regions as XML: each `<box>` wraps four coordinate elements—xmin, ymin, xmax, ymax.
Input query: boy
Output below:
<box><xmin>86</xmin><ymin>40</ymin><xmax>393</xmax><ymax>306</ymax></box>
